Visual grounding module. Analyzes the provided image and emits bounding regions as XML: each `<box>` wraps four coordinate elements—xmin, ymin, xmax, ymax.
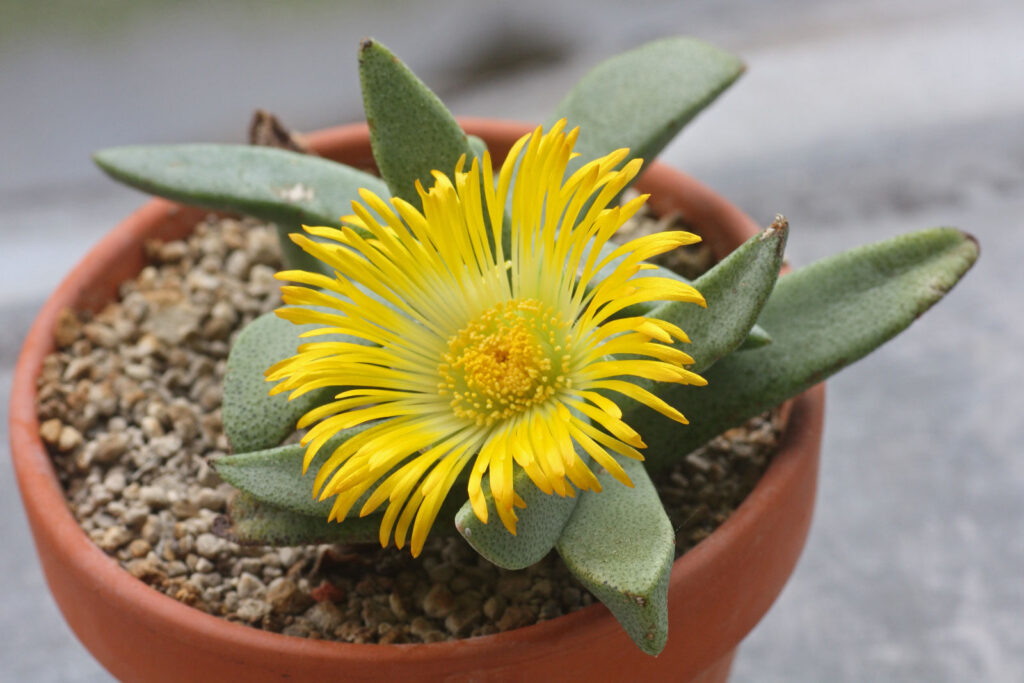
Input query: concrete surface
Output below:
<box><xmin>2</xmin><ymin>1</ymin><xmax>1021</xmax><ymax>680</ymax></box>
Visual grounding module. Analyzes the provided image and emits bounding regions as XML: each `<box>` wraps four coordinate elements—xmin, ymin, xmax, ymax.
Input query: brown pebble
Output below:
<box><xmin>83</xmin><ymin>322</ymin><xmax>118</xmax><ymax>348</ymax></box>
<box><xmin>57</xmin><ymin>425</ymin><xmax>83</xmax><ymax>452</ymax></box>
<box><xmin>482</xmin><ymin>595</ymin><xmax>505</xmax><ymax>621</ymax></box>
<box><xmin>171</xmin><ymin>580</ymin><xmax>204</xmax><ymax>608</ymax></box>
<box><xmin>449</xmin><ymin>575</ymin><xmax>473</xmax><ymax>594</ymax></box>
<box><xmin>361</xmin><ymin>601</ymin><xmax>395</xmax><ymax>629</ymax></box>
<box><xmin>128</xmin><ymin>539</ymin><xmax>152</xmax><ymax>558</ymax></box>
<box><xmin>538</xmin><ymin>599</ymin><xmax>562</xmax><ymax>621</ymax></box>
<box><xmin>378</xmin><ymin>625</ymin><xmax>406</xmax><ymax>645</ymax></box>
<box><xmin>93</xmin><ymin>432</ymin><xmax>129</xmax><ymax>464</ymax></box>
<box><xmin>427</xmin><ymin>562</ymin><xmax>456</xmax><ymax>585</ymax></box>
<box><xmin>53</xmin><ymin>308</ymin><xmax>83</xmax><ymax>347</ymax></box>
<box><xmin>171</xmin><ymin>498</ymin><xmax>200</xmax><ymax>519</ymax></box>
<box><xmin>445</xmin><ymin>604</ymin><xmax>482</xmax><ymax>636</ymax></box>
<box><xmin>531</xmin><ymin>578</ymin><xmax>554</xmax><ymax>599</ymax></box>
<box><xmin>98</xmin><ymin>525</ymin><xmax>132</xmax><ymax>551</ymax></box>
<box><xmin>421</xmin><ymin>584</ymin><xmax>455</xmax><ymax>619</ymax></box>
<box><xmin>267</xmin><ymin>578</ymin><xmax>314</xmax><ymax>615</ymax></box>
<box><xmin>125</xmin><ymin>556</ymin><xmax>167</xmax><ymax>584</ymax></box>
<box><xmin>306</xmin><ymin>602</ymin><xmax>345</xmax><ymax>633</ymax></box>
<box><xmin>311</xmin><ymin>581</ymin><xmax>345</xmax><ymax>603</ymax></box>
<box><xmin>353</xmin><ymin>578</ymin><xmax>377</xmax><ymax>597</ymax></box>
<box><xmin>157</xmin><ymin>241</ymin><xmax>189</xmax><ymax>263</ymax></box>
<box><xmin>408</xmin><ymin>616</ymin><xmax>435</xmax><ymax>640</ymax></box>
<box><xmin>236</xmin><ymin>598</ymin><xmax>272</xmax><ymax>623</ymax></box>
<box><xmin>39</xmin><ymin>418</ymin><xmax>63</xmax><ymax>445</ymax></box>
<box><xmin>496</xmin><ymin>573</ymin><xmax>531</xmax><ymax>598</ymax></box>
<box><xmin>497</xmin><ymin>605</ymin><xmax>536</xmax><ymax>632</ymax></box>
<box><xmin>387</xmin><ymin>591</ymin><xmax>409</xmax><ymax>620</ymax></box>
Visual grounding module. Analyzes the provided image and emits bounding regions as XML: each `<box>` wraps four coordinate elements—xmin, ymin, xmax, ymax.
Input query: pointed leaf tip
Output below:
<box><xmin>640</xmin><ymin>226</ymin><xmax>978</xmax><ymax>474</ymax></box>
<box><xmin>359</xmin><ymin>40</ymin><xmax>474</xmax><ymax>208</ymax></box>
<box><xmin>557</xmin><ymin>458</ymin><xmax>674</xmax><ymax>655</ymax></box>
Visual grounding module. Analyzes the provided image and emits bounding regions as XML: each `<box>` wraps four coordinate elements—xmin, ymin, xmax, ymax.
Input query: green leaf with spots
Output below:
<box><xmin>468</xmin><ymin>134</ymin><xmax>488</xmax><ymax>161</ymax></box>
<box><xmin>637</xmin><ymin>227</ymin><xmax>979</xmax><ymax>473</ymax></box>
<box><xmin>589</xmin><ymin>233</ymin><xmax>773</xmax><ymax>349</ymax></box>
<box><xmin>455</xmin><ymin>462</ymin><xmax>583</xmax><ymax>571</ymax></box>
<box><xmin>223</xmin><ymin>311</ymin><xmax>350</xmax><ymax>454</ymax></box>
<box><xmin>649</xmin><ymin>216</ymin><xmax>787</xmax><ymax>373</ymax></box>
<box><xmin>217</xmin><ymin>491</ymin><xmax>382</xmax><ymax>546</ymax></box>
<box><xmin>93</xmin><ymin>144</ymin><xmax>388</xmax><ymax>271</ymax></box>
<box><xmin>549</xmin><ymin>37</ymin><xmax>743</xmax><ymax>178</ymax></box>
<box><xmin>215</xmin><ymin>424</ymin><xmax>372</xmax><ymax>518</ymax></box>
<box><xmin>359</xmin><ymin>39</ymin><xmax>475</xmax><ymax>208</ymax></box>
<box><xmin>738</xmin><ymin>324</ymin><xmax>772</xmax><ymax>350</ymax></box>
<box><xmin>557</xmin><ymin>457</ymin><xmax>674</xmax><ymax>656</ymax></box>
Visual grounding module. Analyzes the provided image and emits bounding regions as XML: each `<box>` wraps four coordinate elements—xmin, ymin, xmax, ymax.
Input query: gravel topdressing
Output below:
<box><xmin>36</xmin><ymin>213</ymin><xmax>780</xmax><ymax>644</ymax></box>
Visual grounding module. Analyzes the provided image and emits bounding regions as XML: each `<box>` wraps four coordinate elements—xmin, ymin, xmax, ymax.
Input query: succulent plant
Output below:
<box><xmin>94</xmin><ymin>37</ymin><xmax>977</xmax><ymax>655</ymax></box>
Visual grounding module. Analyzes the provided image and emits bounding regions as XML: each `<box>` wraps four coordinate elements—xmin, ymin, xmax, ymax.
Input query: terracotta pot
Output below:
<box><xmin>9</xmin><ymin>119</ymin><xmax>824</xmax><ymax>682</ymax></box>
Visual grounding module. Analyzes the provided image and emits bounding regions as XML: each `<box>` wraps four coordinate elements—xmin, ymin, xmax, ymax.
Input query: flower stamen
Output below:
<box><xmin>440</xmin><ymin>299</ymin><xmax>571</xmax><ymax>426</ymax></box>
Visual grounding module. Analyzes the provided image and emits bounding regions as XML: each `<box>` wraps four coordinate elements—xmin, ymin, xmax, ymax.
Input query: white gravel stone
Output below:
<box><xmin>237</xmin><ymin>572</ymin><xmax>266</xmax><ymax>599</ymax></box>
<box><xmin>195</xmin><ymin>532</ymin><xmax>226</xmax><ymax>558</ymax></box>
<box><xmin>139</xmin><ymin>485</ymin><xmax>170</xmax><ymax>509</ymax></box>
<box><xmin>236</xmin><ymin>598</ymin><xmax>271</xmax><ymax>623</ymax></box>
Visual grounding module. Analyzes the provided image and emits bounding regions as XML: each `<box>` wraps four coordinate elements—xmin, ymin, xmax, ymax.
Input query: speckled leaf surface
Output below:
<box><xmin>556</xmin><ymin>457</ymin><xmax>674</xmax><ymax>655</ymax></box>
<box><xmin>217</xmin><ymin>443</ymin><xmax>328</xmax><ymax>517</ymax></box>
<box><xmin>549</xmin><ymin>37</ymin><xmax>743</xmax><ymax>176</ymax></box>
<box><xmin>219</xmin><ymin>491</ymin><xmax>381</xmax><ymax>546</ymax></box>
<box><xmin>649</xmin><ymin>216</ymin><xmax>787</xmax><ymax>373</ymax></box>
<box><xmin>637</xmin><ymin>227</ymin><xmax>979</xmax><ymax>473</ymax></box>
<box><xmin>467</xmin><ymin>134</ymin><xmax>488</xmax><ymax>161</ymax></box>
<box><xmin>222</xmin><ymin>311</ymin><xmax>350</xmax><ymax>454</ymax></box>
<box><xmin>591</xmin><ymin>235</ymin><xmax>772</xmax><ymax>349</ymax></box>
<box><xmin>359</xmin><ymin>39</ymin><xmax>475</xmax><ymax>208</ymax></box>
<box><xmin>455</xmin><ymin>465</ymin><xmax>581</xmax><ymax>571</ymax></box>
<box><xmin>93</xmin><ymin>144</ymin><xmax>388</xmax><ymax>271</ymax></box>
<box><xmin>215</xmin><ymin>424</ymin><xmax>372</xmax><ymax>518</ymax></box>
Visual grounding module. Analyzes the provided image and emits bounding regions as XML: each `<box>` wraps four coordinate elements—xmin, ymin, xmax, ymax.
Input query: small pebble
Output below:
<box><xmin>422</xmin><ymin>584</ymin><xmax>455</xmax><ymax>619</ymax></box>
<box><xmin>237</xmin><ymin>572</ymin><xmax>265</xmax><ymax>599</ymax></box>
<box><xmin>39</xmin><ymin>418</ymin><xmax>63</xmax><ymax>445</ymax></box>
<box><xmin>98</xmin><ymin>525</ymin><xmax>132</xmax><ymax>551</ymax></box>
<box><xmin>128</xmin><ymin>539</ymin><xmax>151</xmax><ymax>558</ymax></box>
<box><xmin>267</xmin><ymin>578</ymin><xmax>313</xmax><ymax>615</ymax></box>
<box><xmin>307</xmin><ymin>602</ymin><xmax>345</xmax><ymax>633</ymax></box>
<box><xmin>57</xmin><ymin>425</ymin><xmax>83</xmax><ymax>452</ymax></box>
<box><xmin>139</xmin><ymin>486</ymin><xmax>170</xmax><ymax>509</ymax></box>
<box><xmin>194</xmin><ymin>533</ymin><xmax>226</xmax><ymax>558</ymax></box>
<box><xmin>236</xmin><ymin>598</ymin><xmax>271</xmax><ymax>623</ymax></box>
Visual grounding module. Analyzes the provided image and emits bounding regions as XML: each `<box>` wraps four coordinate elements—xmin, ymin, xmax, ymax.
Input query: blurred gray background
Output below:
<box><xmin>2</xmin><ymin>1</ymin><xmax>1022</xmax><ymax>680</ymax></box>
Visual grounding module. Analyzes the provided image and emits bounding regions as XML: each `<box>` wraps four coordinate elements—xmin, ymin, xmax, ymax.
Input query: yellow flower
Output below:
<box><xmin>267</xmin><ymin>121</ymin><xmax>706</xmax><ymax>556</ymax></box>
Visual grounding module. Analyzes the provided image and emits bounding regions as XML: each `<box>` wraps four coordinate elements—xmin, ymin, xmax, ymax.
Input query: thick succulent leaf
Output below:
<box><xmin>549</xmin><ymin>37</ymin><xmax>743</xmax><ymax>177</ymax></box>
<box><xmin>649</xmin><ymin>216</ymin><xmax>787</xmax><ymax>373</ymax></box>
<box><xmin>216</xmin><ymin>491</ymin><xmax>381</xmax><ymax>546</ymax></box>
<box><xmin>455</xmin><ymin>468</ymin><xmax>580</xmax><ymax>571</ymax></box>
<box><xmin>93</xmin><ymin>144</ymin><xmax>388</xmax><ymax>271</ymax></box>
<box><xmin>557</xmin><ymin>457</ymin><xmax>674</xmax><ymax>655</ymax></box>
<box><xmin>222</xmin><ymin>311</ymin><xmax>350</xmax><ymax>454</ymax></box>
<box><xmin>592</xmin><ymin>235</ymin><xmax>772</xmax><ymax>348</ymax></box>
<box><xmin>468</xmin><ymin>134</ymin><xmax>488</xmax><ymax>160</ymax></box>
<box><xmin>638</xmin><ymin>227</ymin><xmax>979</xmax><ymax>473</ymax></box>
<box><xmin>738</xmin><ymin>325</ymin><xmax>772</xmax><ymax>350</ymax></box>
<box><xmin>93</xmin><ymin>144</ymin><xmax>387</xmax><ymax>228</ymax></box>
<box><xmin>359</xmin><ymin>39</ymin><xmax>475</xmax><ymax>208</ymax></box>
<box><xmin>215</xmin><ymin>424</ymin><xmax>371</xmax><ymax>518</ymax></box>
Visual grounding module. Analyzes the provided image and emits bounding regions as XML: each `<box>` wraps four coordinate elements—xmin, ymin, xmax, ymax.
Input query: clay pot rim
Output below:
<box><xmin>9</xmin><ymin>118</ymin><xmax>822</xmax><ymax>668</ymax></box>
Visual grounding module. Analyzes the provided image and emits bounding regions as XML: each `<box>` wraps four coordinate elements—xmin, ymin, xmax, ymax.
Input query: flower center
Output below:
<box><xmin>440</xmin><ymin>299</ymin><xmax>571</xmax><ymax>426</ymax></box>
